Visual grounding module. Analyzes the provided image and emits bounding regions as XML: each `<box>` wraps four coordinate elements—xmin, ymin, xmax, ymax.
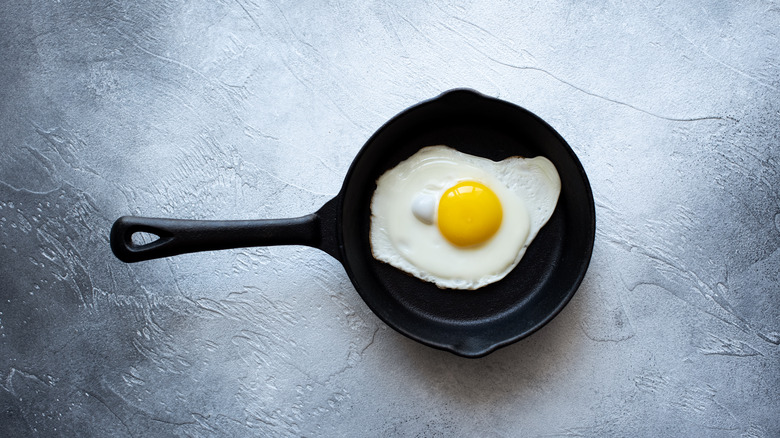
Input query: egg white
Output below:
<box><xmin>369</xmin><ymin>145</ymin><xmax>561</xmax><ymax>290</ymax></box>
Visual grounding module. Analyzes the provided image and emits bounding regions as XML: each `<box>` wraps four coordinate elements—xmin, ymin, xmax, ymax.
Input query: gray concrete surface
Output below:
<box><xmin>1</xmin><ymin>0</ymin><xmax>778</xmax><ymax>436</ymax></box>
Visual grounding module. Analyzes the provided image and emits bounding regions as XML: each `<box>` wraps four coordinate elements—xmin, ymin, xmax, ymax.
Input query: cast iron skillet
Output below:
<box><xmin>111</xmin><ymin>89</ymin><xmax>595</xmax><ymax>358</ymax></box>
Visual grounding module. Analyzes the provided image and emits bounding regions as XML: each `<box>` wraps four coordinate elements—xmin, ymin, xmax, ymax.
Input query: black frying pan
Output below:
<box><xmin>111</xmin><ymin>89</ymin><xmax>595</xmax><ymax>358</ymax></box>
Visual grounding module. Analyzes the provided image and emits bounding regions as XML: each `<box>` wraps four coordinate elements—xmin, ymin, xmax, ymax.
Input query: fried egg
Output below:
<box><xmin>369</xmin><ymin>145</ymin><xmax>561</xmax><ymax>290</ymax></box>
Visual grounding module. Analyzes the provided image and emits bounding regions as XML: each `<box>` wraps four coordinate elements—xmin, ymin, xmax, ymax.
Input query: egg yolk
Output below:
<box><xmin>437</xmin><ymin>181</ymin><xmax>503</xmax><ymax>247</ymax></box>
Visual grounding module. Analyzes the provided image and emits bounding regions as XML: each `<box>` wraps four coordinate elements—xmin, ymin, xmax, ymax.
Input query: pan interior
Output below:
<box><xmin>339</xmin><ymin>91</ymin><xmax>594</xmax><ymax>357</ymax></box>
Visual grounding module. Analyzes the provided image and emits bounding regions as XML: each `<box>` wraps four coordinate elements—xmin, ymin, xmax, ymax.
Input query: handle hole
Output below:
<box><xmin>131</xmin><ymin>231</ymin><xmax>161</xmax><ymax>247</ymax></box>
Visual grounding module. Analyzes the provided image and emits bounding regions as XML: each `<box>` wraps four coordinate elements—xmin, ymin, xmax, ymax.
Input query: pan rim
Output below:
<box><xmin>334</xmin><ymin>88</ymin><xmax>595</xmax><ymax>358</ymax></box>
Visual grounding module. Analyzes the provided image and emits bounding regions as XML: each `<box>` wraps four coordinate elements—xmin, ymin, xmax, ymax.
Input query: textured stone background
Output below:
<box><xmin>1</xmin><ymin>0</ymin><xmax>778</xmax><ymax>436</ymax></box>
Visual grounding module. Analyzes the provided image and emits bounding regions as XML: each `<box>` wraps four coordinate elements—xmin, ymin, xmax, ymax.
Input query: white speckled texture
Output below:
<box><xmin>1</xmin><ymin>1</ymin><xmax>778</xmax><ymax>436</ymax></box>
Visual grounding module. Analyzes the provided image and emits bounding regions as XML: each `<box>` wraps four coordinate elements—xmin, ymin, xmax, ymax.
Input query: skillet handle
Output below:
<box><xmin>110</xmin><ymin>199</ymin><xmax>341</xmax><ymax>263</ymax></box>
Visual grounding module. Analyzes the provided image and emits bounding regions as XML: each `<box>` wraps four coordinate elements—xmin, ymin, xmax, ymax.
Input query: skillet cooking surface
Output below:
<box><xmin>338</xmin><ymin>90</ymin><xmax>595</xmax><ymax>357</ymax></box>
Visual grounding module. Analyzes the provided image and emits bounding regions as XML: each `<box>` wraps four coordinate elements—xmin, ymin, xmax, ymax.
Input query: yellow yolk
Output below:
<box><xmin>437</xmin><ymin>181</ymin><xmax>503</xmax><ymax>247</ymax></box>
